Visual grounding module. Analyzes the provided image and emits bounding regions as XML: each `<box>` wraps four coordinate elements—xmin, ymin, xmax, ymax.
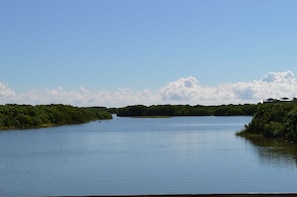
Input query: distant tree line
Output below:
<box><xmin>0</xmin><ymin>104</ymin><xmax>112</xmax><ymax>130</ymax></box>
<box><xmin>5</xmin><ymin>102</ymin><xmax>297</xmax><ymax>144</ymax></box>
<box><xmin>238</xmin><ymin>102</ymin><xmax>297</xmax><ymax>143</ymax></box>
<box><xmin>117</xmin><ymin>104</ymin><xmax>258</xmax><ymax>117</ymax></box>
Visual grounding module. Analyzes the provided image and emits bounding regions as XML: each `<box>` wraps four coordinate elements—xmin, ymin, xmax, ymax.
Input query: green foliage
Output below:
<box><xmin>243</xmin><ymin>102</ymin><xmax>297</xmax><ymax>143</ymax></box>
<box><xmin>117</xmin><ymin>104</ymin><xmax>258</xmax><ymax>117</ymax></box>
<box><xmin>0</xmin><ymin>104</ymin><xmax>112</xmax><ymax>130</ymax></box>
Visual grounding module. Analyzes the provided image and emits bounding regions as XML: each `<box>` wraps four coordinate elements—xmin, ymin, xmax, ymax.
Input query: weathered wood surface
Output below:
<box><xmin>65</xmin><ymin>194</ymin><xmax>297</xmax><ymax>197</ymax></box>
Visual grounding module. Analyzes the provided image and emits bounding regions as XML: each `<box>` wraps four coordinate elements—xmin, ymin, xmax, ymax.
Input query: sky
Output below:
<box><xmin>1</xmin><ymin>0</ymin><xmax>297</xmax><ymax>107</ymax></box>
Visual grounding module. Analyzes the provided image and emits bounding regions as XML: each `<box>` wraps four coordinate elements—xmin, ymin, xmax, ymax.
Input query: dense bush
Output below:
<box><xmin>241</xmin><ymin>102</ymin><xmax>297</xmax><ymax>143</ymax></box>
<box><xmin>0</xmin><ymin>104</ymin><xmax>112</xmax><ymax>130</ymax></box>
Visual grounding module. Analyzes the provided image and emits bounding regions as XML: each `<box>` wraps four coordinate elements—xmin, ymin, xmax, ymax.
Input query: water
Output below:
<box><xmin>0</xmin><ymin>116</ymin><xmax>297</xmax><ymax>196</ymax></box>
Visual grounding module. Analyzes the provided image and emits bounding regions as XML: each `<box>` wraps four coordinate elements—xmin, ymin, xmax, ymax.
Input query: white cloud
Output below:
<box><xmin>0</xmin><ymin>82</ymin><xmax>16</xmax><ymax>103</ymax></box>
<box><xmin>159</xmin><ymin>71</ymin><xmax>297</xmax><ymax>105</ymax></box>
<box><xmin>261</xmin><ymin>70</ymin><xmax>295</xmax><ymax>83</ymax></box>
<box><xmin>1</xmin><ymin>71</ymin><xmax>297</xmax><ymax>107</ymax></box>
<box><xmin>159</xmin><ymin>76</ymin><xmax>200</xmax><ymax>101</ymax></box>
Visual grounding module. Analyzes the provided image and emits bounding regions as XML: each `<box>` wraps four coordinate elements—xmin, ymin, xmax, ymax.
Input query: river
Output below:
<box><xmin>0</xmin><ymin>116</ymin><xmax>297</xmax><ymax>196</ymax></box>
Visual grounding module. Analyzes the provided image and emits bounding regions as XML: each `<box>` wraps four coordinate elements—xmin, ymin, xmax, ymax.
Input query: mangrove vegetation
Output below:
<box><xmin>0</xmin><ymin>104</ymin><xmax>112</xmax><ymax>130</ymax></box>
<box><xmin>117</xmin><ymin>104</ymin><xmax>258</xmax><ymax>117</ymax></box>
<box><xmin>238</xmin><ymin>102</ymin><xmax>297</xmax><ymax>143</ymax></box>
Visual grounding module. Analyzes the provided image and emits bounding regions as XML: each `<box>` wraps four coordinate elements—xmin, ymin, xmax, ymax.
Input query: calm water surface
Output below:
<box><xmin>0</xmin><ymin>116</ymin><xmax>297</xmax><ymax>196</ymax></box>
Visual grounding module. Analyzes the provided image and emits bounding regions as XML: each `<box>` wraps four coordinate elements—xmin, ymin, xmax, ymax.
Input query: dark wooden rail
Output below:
<box><xmin>65</xmin><ymin>194</ymin><xmax>297</xmax><ymax>197</ymax></box>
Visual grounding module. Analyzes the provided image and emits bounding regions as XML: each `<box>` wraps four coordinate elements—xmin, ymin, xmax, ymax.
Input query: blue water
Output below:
<box><xmin>0</xmin><ymin>116</ymin><xmax>297</xmax><ymax>196</ymax></box>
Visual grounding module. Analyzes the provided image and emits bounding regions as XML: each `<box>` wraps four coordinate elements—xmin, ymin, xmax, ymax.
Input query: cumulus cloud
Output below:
<box><xmin>0</xmin><ymin>82</ymin><xmax>16</xmax><ymax>103</ymax></box>
<box><xmin>160</xmin><ymin>76</ymin><xmax>200</xmax><ymax>100</ymax></box>
<box><xmin>261</xmin><ymin>71</ymin><xmax>295</xmax><ymax>83</ymax></box>
<box><xmin>1</xmin><ymin>71</ymin><xmax>297</xmax><ymax>107</ymax></box>
<box><xmin>159</xmin><ymin>71</ymin><xmax>297</xmax><ymax>105</ymax></box>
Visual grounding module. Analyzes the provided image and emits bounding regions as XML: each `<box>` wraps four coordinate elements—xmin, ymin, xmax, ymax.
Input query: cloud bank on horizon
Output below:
<box><xmin>1</xmin><ymin>71</ymin><xmax>296</xmax><ymax>107</ymax></box>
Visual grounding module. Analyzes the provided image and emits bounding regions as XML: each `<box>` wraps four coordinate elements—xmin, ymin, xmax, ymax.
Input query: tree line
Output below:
<box><xmin>117</xmin><ymin>104</ymin><xmax>258</xmax><ymax>117</ymax></box>
<box><xmin>0</xmin><ymin>104</ymin><xmax>112</xmax><ymax>130</ymax></box>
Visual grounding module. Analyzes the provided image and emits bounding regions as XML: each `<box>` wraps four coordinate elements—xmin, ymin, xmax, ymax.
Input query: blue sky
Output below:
<box><xmin>1</xmin><ymin>0</ymin><xmax>297</xmax><ymax>107</ymax></box>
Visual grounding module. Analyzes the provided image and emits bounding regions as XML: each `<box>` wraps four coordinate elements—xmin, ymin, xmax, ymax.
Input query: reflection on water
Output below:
<box><xmin>2</xmin><ymin>116</ymin><xmax>297</xmax><ymax>196</ymax></box>
<box><xmin>238</xmin><ymin>134</ymin><xmax>297</xmax><ymax>168</ymax></box>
